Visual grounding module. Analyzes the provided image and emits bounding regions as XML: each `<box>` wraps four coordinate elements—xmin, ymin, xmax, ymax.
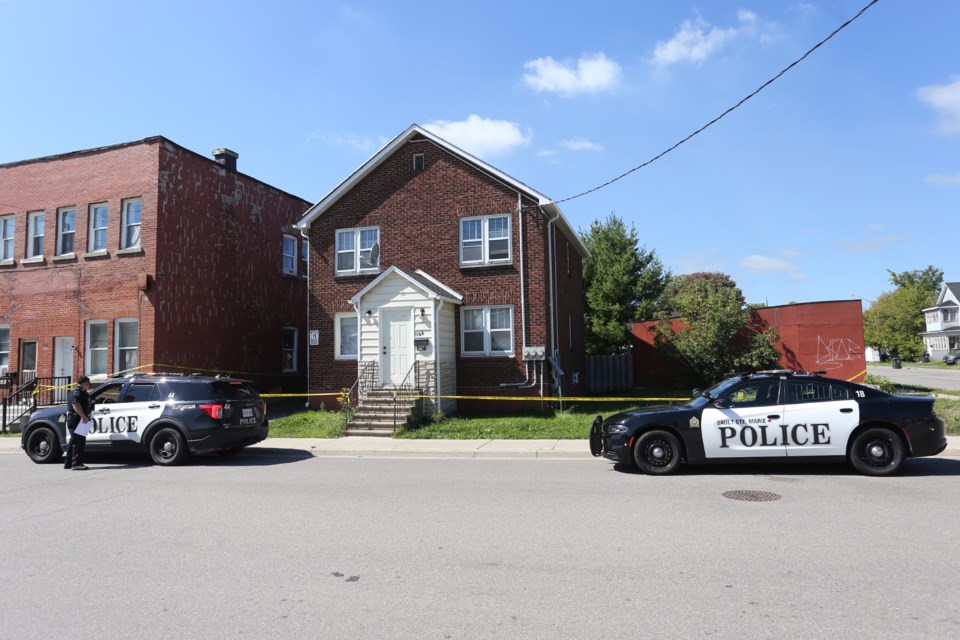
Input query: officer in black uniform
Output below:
<box><xmin>65</xmin><ymin>375</ymin><xmax>93</xmax><ymax>470</ymax></box>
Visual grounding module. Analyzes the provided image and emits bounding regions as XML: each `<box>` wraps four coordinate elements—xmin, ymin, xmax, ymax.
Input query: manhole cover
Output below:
<box><xmin>723</xmin><ymin>489</ymin><xmax>781</xmax><ymax>502</ymax></box>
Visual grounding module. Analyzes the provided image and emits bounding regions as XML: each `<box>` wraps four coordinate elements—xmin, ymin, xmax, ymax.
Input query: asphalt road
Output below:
<box><xmin>3</xmin><ymin>449</ymin><xmax>960</xmax><ymax>640</ymax></box>
<box><xmin>867</xmin><ymin>365</ymin><xmax>960</xmax><ymax>391</ymax></box>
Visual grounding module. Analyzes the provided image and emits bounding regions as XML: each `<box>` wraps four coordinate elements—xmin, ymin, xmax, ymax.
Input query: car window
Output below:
<box><xmin>163</xmin><ymin>381</ymin><xmax>213</xmax><ymax>401</ymax></box>
<box><xmin>211</xmin><ymin>381</ymin><xmax>261</xmax><ymax>402</ymax></box>
<box><xmin>93</xmin><ymin>383</ymin><xmax>123</xmax><ymax>404</ymax></box>
<box><xmin>120</xmin><ymin>383</ymin><xmax>160</xmax><ymax>403</ymax></box>
<box><xmin>831</xmin><ymin>385</ymin><xmax>850</xmax><ymax>400</ymax></box>
<box><xmin>789</xmin><ymin>381</ymin><xmax>833</xmax><ymax>403</ymax></box>
<box><xmin>723</xmin><ymin>381</ymin><xmax>780</xmax><ymax>407</ymax></box>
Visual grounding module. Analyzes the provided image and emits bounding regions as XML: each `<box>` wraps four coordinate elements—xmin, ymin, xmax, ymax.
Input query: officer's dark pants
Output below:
<box><xmin>65</xmin><ymin>423</ymin><xmax>86</xmax><ymax>469</ymax></box>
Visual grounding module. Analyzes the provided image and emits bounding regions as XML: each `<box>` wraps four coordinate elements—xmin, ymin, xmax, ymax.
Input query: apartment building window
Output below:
<box><xmin>115</xmin><ymin>319</ymin><xmax>139</xmax><ymax>373</ymax></box>
<box><xmin>460</xmin><ymin>214</ymin><xmax>510</xmax><ymax>266</ymax></box>
<box><xmin>57</xmin><ymin>207</ymin><xmax>76</xmax><ymax>255</ymax></box>
<box><xmin>335</xmin><ymin>227</ymin><xmax>379</xmax><ymax>275</ymax></box>
<box><xmin>301</xmin><ymin>240</ymin><xmax>309</xmax><ymax>277</ymax></box>
<box><xmin>461</xmin><ymin>306</ymin><xmax>513</xmax><ymax>356</ymax></box>
<box><xmin>86</xmin><ymin>320</ymin><xmax>108</xmax><ymax>376</ymax></box>
<box><xmin>27</xmin><ymin>211</ymin><xmax>44</xmax><ymax>258</ymax></box>
<box><xmin>121</xmin><ymin>198</ymin><xmax>142</xmax><ymax>249</ymax></box>
<box><xmin>89</xmin><ymin>203</ymin><xmax>108</xmax><ymax>252</ymax></box>
<box><xmin>0</xmin><ymin>326</ymin><xmax>9</xmax><ymax>371</ymax></box>
<box><xmin>945</xmin><ymin>308</ymin><xmax>958</xmax><ymax>323</ymax></box>
<box><xmin>335</xmin><ymin>313</ymin><xmax>358</xmax><ymax>360</ymax></box>
<box><xmin>282</xmin><ymin>234</ymin><xmax>297</xmax><ymax>276</ymax></box>
<box><xmin>282</xmin><ymin>327</ymin><xmax>298</xmax><ymax>372</ymax></box>
<box><xmin>1</xmin><ymin>216</ymin><xmax>13</xmax><ymax>261</ymax></box>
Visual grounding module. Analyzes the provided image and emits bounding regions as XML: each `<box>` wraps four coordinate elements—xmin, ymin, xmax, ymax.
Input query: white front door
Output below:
<box><xmin>381</xmin><ymin>308</ymin><xmax>413</xmax><ymax>386</ymax></box>
<box><xmin>54</xmin><ymin>337</ymin><xmax>74</xmax><ymax>404</ymax></box>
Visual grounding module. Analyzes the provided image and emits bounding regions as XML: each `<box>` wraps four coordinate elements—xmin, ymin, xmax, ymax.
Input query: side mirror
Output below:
<box><xmin>691</xmin><ymin>388</ymin><xmax>701</xmax><ymax>398</ymax></box>
<box><xmin>712</xmin><ymin>397</ymin><xmax>730</xmax><ymax>409</ymax></box>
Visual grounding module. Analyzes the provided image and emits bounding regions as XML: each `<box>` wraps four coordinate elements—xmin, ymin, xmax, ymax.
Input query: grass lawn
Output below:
<box><xmin>870</xmin><ymin>360</ymin><xmax>958</xmax><ymax>370</ymax></box>
<box><xmin>268</xmin><ymin>409</ymin><xmax>345</xmax><ymax>438</ymax></box>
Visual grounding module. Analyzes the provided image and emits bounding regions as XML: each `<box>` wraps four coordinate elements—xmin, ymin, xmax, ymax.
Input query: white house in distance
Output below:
<box><xmin>921</xmin><ymin>282</ymin><xmax>960</xmax><ymax>359</ymax></box>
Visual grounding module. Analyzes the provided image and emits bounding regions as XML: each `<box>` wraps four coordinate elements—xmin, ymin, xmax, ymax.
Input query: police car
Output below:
<box><xmin>589</xmin><ymin>370</ymin><xmax>947</xmax><ymax>476</ymax></box>
<box><xmin>21</xmin><ymin>373</ymin><xmax>269</xmax><ymax>466</ymax></box>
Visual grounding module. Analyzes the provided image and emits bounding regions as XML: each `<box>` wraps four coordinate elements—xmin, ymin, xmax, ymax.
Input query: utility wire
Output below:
<box><xmin>554</xmin><ymin>0</ymin><xmax>881</xmax><ymax>205</ymax></box>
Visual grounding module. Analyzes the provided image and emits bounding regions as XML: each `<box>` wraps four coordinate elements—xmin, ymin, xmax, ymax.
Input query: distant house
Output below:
<box><xmin>921</xmin><ymin>282</ymin><xmax>960</xmax><ymax>359</ymax></box>
<box><xmin>296</xmin><ymin>124</ymin><xmax>587</xmax><ymax>423</ymax></box>
<box><xmin>0</xmin><ymin>137</ymin><xmax>309</xmax><ymax>394</ymax></box>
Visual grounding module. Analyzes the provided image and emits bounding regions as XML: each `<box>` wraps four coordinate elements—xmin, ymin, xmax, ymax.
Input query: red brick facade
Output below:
<box><xmin>0</xmin><ymin>137</ymin><xmax>309</xmax><ymax>392</ymax></box>
<box><xmin>302</xmin><ymin>129</ymin><xmax>587</xmax><ymax>410</ymax></box>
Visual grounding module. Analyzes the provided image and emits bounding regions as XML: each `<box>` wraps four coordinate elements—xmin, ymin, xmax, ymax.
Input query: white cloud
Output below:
<box><xmin>835</xmin><ymin>235</ymin><xmax>903</xmax><ymax>255</ymax></box>
<box><xmin>917</xmin><ymin>77</ymin><xmax>960</xmax><ymax>135</ymax></box>
<box><xmin>740</xmin><ymin>253</ymin><xmax>805</xmax><ymax>280</ymax></box>
<box><xmin>422</xmin><ymin>115</ymin><xmax>530</xmax><ymax>157</ymax></box>
<box><xmin>671</xmin><ymin>248</ymin><xmax>725</xmax><ymax>274</ymax></box>
<box><xmin>559</xmin><ymin>137</ymin><xmax>604</xmax><ymax>152</ymax></box>
<box><xmin>652</xmin><ymin>11</ymin><xmax>772</xmax><ymax>66</ymax></box>
<box><xmin>306</xmin><ymin>131</ymin><xmax>377</xmax><ymax>152</ymax></box>
<box><xmin>924</xmin><ymin>172</ymin><xmax>960</xmax><ymax>187</ymax></box>
<box><xmin>523</xmin><ymin>52</ymin><xmax>621</xmax><ymax>96</ymax></box>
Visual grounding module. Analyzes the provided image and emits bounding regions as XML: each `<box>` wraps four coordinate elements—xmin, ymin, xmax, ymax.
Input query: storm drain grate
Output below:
<box><xmin>723</xmin><ymin>489</ymin><xmax>782</xmax><ymax>502</ymax></box>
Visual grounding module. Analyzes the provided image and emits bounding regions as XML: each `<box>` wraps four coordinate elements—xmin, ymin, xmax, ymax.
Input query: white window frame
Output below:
<box><xmin>300</xmin><ymin>239</ymin><xmax>308</xmax><ymax>277</ymax></box>
<box><xmin>120</xmin><ymin>198</ymin><xmax>142</xmax><ymax>249</ymax></box>
<box><xmin>85</xmin><ymin>320</ymin><xmax>109</xmax><ymax>376</ymax></box>
<box><xmin>1</xmin><ymin>216</ymin><xmax>14</xmax><ymax>261</ymax></box>
<box><xmin>114</xmin><ymin>318</ymin><xmax>139</xmax><ymax>374</ymax></box>
<box><xmin>88</xmin><ymin>203</ymin><xmax>108</xmax><ymax>252</ymax></box>
<box><xmin>282</xmin><ymin>234</ymin><xmax>297</xmax><ymax>276</ymax></box>
<box><xmin>460</xmin><ymin>305</ymin><xmax>514</xmax><ymax>357</ymax></box>
<box><xmin>57</xmin><ymin>207</ymin><xmax>76</xmax><ymax>256</ymax></box>
<box><xmin>335</xmin><ymin>226</ymin><xmax>379</xmax><ymax>276</ymax></box>
<box><xmin>944</xmin><ymin>308</ymin><xmax>958</xmax><ymax>323</ymax></box>
<box><xmin>282</xmin><ymin>327</ymin><xmax>298</xmax><ymax>372</ymax></box>
<box><xmin>27</xmin><ymin>211</ymin><xmax>45</xmax><ymax>258</ymax></box>
<box><xmin>459</xmin><ymin>214</ymin><xmax>511</xmax><ymax>266</ymax></box>
<box><xmin>0</xmin><ymin>325</ymin><xmax>9</xmax><ymax>371</ymax></box>
<box><xmin>334</xmin><ymin>312</ymin><xmax>359</xmax><ymax>360</ymax></box>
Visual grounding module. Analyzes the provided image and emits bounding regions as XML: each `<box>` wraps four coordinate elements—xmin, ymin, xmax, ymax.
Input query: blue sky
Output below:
<box><xmin>2</xmin><ymin>0</ymin><xmax>958</xmax><ymax>308</ymax></box>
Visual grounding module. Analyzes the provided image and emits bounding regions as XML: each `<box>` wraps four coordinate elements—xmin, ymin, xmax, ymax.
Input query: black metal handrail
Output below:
<box><xmin>342</xmin><ymin>362</ymin><xmax>376</xmax><ymax>428</ymax></box>
<box><xmin>1</xmin><ymin>378</ymin><xmax>38</xmax><ymax>434</ymax></box>
<box><xmin>393</xmin><ymin>361</ymin><xmax>420</xmax><ymax>430</ymax></box>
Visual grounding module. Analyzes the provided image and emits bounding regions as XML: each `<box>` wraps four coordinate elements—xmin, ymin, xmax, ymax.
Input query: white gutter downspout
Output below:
<box><xmin>300</xmin><ymin>229</ymin><xmax>311</xmax><ymax>409</ymax></box>
<box><xmin>500</xmin><ymin>194</ymin><xmax>534</xmax><ymax>389</ymax></box>
<box><xmin>543</xmin><ymin>205</ymin><xmax>561</xmax><ymax>385</ymax></box>
<box><xmin>433</xmin><ymin>298</ymin><xmax>443</xmax><ymax>415</ymax></box>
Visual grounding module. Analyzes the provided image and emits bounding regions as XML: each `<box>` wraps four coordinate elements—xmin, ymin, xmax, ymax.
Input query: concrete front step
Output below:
<box><xmin>345</xmin><ymin>426</ymin><xmax>395</xmax><ymax>437</ymax></box>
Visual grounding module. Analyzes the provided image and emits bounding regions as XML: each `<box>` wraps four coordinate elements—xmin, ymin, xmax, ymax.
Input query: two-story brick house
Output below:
<box><xmin>296</xmin><ymin>125</ymin><xmax>588</xmax><ymax>418</ymax></box>
<box><xmin>0</xmin><ymin>136</ymin><xmax>310</xmax><ymax>398</ymax></box>
<box><xmin>921</xmin><ymin>282</ymin><xmax>960</xmax><ymax>359</ymax></box>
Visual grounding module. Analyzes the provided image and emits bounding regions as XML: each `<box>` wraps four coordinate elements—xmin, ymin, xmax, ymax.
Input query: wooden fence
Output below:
<box><xmin>586</xmin><ymin>352</ymin><xmax>633</xmax><ymax>393</ymax></box>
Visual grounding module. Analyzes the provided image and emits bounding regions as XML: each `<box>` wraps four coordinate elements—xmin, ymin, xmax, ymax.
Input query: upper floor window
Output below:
<box><xmin>926</xmin><ymin>311</ymin><xmax>938</xmax><ymax>324</ymax></box>
<box><xmin>115</xmin><ymin>319</ymin><xmax>139</xmax><ymax>373</ymax></box>
<box><xmin>282</xmin><ymin>234</ymin><xmax>298</xmax><ymax>276</ymax></box>
<box><xmin>336</xmin><ymin>227</ymin><xmax>379</xmax><ymax>275</ymax></box>
<box><xmin>945</xmin><ymin>308</ymin><xmax>958</xmax><ymax>323</ymax></box>
<box><xmin>27</xmin><ymin>211</ymin><xmax>44</xmax><ymax>258</ymax></box>
<box><xmin>301</xmin><ymin>240</ymin><xmax>309</xmax><ymax>277</ymax></box>
<box><xmin>57</xmin><ymin>207</ymin><xmax>76</xmax><ymax>256</ymax></box>
<box><xmin>0</xmin><ymin>325</ymin><xmax>9</xmax><ymax>371</ymax></box>
<box><xmin>461</xmin><ymin>306</ymin><xmax>513</xmax><ymax>356</ymax></box>
<box><xmin>121</xmin><ymin>198</ymin><xmax>142</xmax><ymax>249</ymax></box>
<box><xmin>1</xmin><ymin>216</ymin><xmax>13</xmax><ymax>261</ymax></box>
<box><xmin>460</xmin><ymin>214</ymin><xmax>510</xmax><ymax>266</ymax></box>
<box><xmin>88</xmin><ymin>203</ymin><xmax>108</xmax><ymax>252</ymax></box>
<box><xmin>282</xmin><ymin>327</ymin><xmax>298</xmax><ymax>372</ymax></box>
<box><xmin>86</xmin><ymin>320</ymin><xmax>108</xmax><ymax>376</ymax></box>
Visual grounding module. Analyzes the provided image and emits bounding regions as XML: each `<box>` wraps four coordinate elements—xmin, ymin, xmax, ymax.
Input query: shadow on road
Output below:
<box><xmin>611</xmin><ymin>457</ymin><xmax>960</xmax><ymax>477</ymax></box>
<box><xmin>65</xmin><ymin>447</ymin><xmax>315</xmax><ymax>469</ymax></box>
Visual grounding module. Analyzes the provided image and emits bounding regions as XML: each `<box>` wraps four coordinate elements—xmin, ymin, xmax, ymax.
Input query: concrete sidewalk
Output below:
<box><xmin>3</xmin><ymin>435</ymin><xmax>959</xmax><ymax>460</ymax></box>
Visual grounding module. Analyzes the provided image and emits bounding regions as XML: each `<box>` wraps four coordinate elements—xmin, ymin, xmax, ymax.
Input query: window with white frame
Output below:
<box><xmin>121</xmin><ymin>198</ymin><xmax>142</xmax><ymax>249</ymax></box>
<box><xmin>460</xmin><ymin>214</ymin><xmax>510</xmax><ymax>266</ymax></box>
<box><xmin>334</xmin><ymin>313</ymin><xmax>358</xmax><ymax>360</ymax></box>
<box><xmin>88</xmin><ymin>203</ymin><xmax>108</xmax><ymax>252</ymax></box>
<box><xmin>1</xmin><ymin>216</ymin><xmax>13</xmax><ymax>261</ymax></box>
<box><xmin>300</xmin><ymin>240</ymin><xmax>308</xmax><ymax>277</ymax></box>
<box><xmin>282</xmin><ymin>327</ymin><xmax>298</xmax><ymax>372</ymax></box>
<box><xmin>926</xmin><ymin>311</ymin><xmax>938</xmax><ymax>325</ymax></box>
<box><xmin>86</xmin><ymin>320</ymin><xmax>108</xmax><ymax>376</ymax></box>
<box><xmin>57</xmin><ymin>207</ymin><xmax>76</xmax><ymax>255</ymax></box>
<box><xmin>335</xmin><ymin>227</ymin><xmax>379</xmax><ymax>275</ymax></box>
<box><xmin>282</xmin><ymin>234</ymin><xmax>297</xmax><ymax>276</ymax></box>
<box><xmin>945</xmin><ymin>308</ymin><xmax>959</xmax><ymax>323</ymax></box>
<box><xmin>461</xmin><ymin>306</ymin><xmax>513</xmax><ymax>356</ymax></box>
<box><xmin>0</xmin><ymin>325</ymin><xmax>9</xmax><ymax>371</ymax></box>
<box><xmin>115</xmin><ymin>319</ymin><xmax>138</xmax><ymax>373</ymax></box>
<box><xmin>27</xmin><ymin>211</ymin><xmax>44</xmax><ymax>258</ymax></box>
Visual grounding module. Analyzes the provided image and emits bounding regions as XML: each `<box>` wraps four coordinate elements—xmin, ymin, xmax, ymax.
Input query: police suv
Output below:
<box><xmin>589</xmin><ymin>370</ymin><xmax>947</xmax><ymax>476</ymax></box>
<box><xmin>21</xmin><ymin>373</ymin><xmax>269</xmax><ymax>466</ymax></box>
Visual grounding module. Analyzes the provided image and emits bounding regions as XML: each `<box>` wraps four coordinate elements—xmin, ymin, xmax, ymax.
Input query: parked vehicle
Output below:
<box><xmin>944</xmin><ymin>352</ymin><xmax>960</xmax><ymax>365</ymax></box>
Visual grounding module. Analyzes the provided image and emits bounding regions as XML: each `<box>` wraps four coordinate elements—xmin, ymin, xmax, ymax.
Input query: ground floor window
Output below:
<box><xmin>282</xmin><ymin>327</ymin><xmax>298</xmax><ymax>372</ymax></box>
<box><xmin>335</xmin><ymin>313</ymin><xmax>358</xmax><ymax>360</ymax></box>
<box><xmin>0</xmin><ymin>326</ymin><xmax>9</xmax><ymax>371</ymax></box>
<box><xmin>115</xmin><ymin>319</ymin><xmax>138</xmax><ymax>373</ymax></box>
<box><xmin>461</xmin><ymin>306</ymin><xmax>513</xmax><ymax>356</ymax></box>
<box><xmin>86</xmin><ymin>320</ymin><xmax>108</xmax><ymax>376</ymax></box>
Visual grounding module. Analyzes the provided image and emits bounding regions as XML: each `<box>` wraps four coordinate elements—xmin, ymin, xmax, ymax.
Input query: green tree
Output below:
<box><xmin>654</xmin><ymin>273</ymin><xmax>781</xmax><ymax>385</ymax></box>
<box><xmin>863</xmin><ymin>266</ymin><xmax>942</xmax><ymax>359</ymax></box>
<box><xmin>581</xmin><ymin>214</ymin><xmax>669</xmax><ymax>354</ymax></box>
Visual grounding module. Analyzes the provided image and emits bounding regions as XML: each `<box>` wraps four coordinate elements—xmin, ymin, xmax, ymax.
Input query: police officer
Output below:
<box><xmin>65</xmin><ymin>375</ymin><xmax>93</xmax><ymax>470</ymax></box>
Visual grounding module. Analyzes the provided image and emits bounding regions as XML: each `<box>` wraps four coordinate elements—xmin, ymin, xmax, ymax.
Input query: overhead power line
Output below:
<box><xmin>554</xmin><ymin>0</ymin><xmax>881</xmax><ymax>205</ymax></box>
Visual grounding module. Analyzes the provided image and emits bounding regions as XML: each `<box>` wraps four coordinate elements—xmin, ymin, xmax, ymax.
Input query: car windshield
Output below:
<box><xmin>685</xmin><ymin>377</ymin><xmax>742</xmax><ymax>409</ymax></box>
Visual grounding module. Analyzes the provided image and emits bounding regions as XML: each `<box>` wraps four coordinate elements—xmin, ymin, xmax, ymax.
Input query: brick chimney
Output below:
<box><xmin>212</xmin><ymin>148</ymin><xmax>239</xmax><ymax>172</ymax></box>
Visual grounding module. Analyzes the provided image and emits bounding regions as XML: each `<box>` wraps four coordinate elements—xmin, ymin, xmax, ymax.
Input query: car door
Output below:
<box><xmin>95</xmin><ymin>382</ymin><xmax>165</xmax><ymax>443</ymax></box>
<box><xmin>700</xmin><ymin>379</ymin><xmax>787</xmax><ymax>459</ymax></box>
<box><xmin>86</xmin><ymin>382</ymin><xmax>124</xmax><ymax>444</ymax></box>
<box><xmin>782</xmin><ymin>380</ymin><xmax>858</xmax><ymax>457</ymax></box>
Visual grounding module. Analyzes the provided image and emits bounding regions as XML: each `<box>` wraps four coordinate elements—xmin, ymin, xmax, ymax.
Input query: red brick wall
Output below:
<box><xmin>306</xmin><ymin>135</ymin><xmax>586</xmax><ymax>407</ymax></box>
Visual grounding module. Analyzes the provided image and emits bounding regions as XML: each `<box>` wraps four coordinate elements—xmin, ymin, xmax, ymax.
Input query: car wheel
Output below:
<box><xmin>25</xmin><ymin>426</ymin><xmax>62</xmax><ymax>464</ymax></box>
<box><xmin>149</xmin><ymin>427</ymin><xmax>188</xmax><ymax>466</ymax></box>
<box><xmin>589</xmin><ymin>416</ymin><xmax>603</xmax><ymax>457</ymax></box>
<box><xmin>849</xmin><ymin>427</ymin><xmax>904</xmax><ymax>476</ymax></box>
<box><xmin>633</xmin><ymin>430</ymin><xmax>681</xmax><ymax>475</ymax></box>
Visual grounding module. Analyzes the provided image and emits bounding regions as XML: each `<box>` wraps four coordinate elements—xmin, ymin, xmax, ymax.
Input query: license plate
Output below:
<box><xmin>242</xmin><ymin>408</ymin><xmax>254</xmax><ymax>418</ymax></box>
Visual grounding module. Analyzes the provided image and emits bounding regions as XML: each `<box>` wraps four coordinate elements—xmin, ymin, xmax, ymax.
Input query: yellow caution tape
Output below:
<box><xmin>389</xmin><ymin>394</ymin><xmax>686</xmax><ymax>402</ymax></box>
<box><xmin>261</xmin><ymin>393</ymin><xmax>344</xmax><ymax>398</ymax></box>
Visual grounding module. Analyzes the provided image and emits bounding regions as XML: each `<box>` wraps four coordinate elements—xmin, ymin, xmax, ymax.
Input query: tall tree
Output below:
<box><xmin>581</xmin><ymin>214</ymin><xmax>668</xmax><ymax>354</ymax></box>
<box><xmin>863</xmin><ymin>265</ymin><xmax>943</xmax><ymax>359</ymax></box>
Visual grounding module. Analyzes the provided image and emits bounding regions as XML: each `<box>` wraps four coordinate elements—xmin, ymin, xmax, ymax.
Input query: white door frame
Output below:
<box><xmin>54</xmin><ymin>337</ymin><xmax>74</xmax><ymax>404</ymax></box>
<box><xmin>379</xmin><ymin>307</ymin><xmax>414</xmax><ymax>387</ymax></box>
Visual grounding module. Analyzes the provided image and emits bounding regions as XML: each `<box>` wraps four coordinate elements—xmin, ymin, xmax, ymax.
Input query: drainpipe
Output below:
<box><xmin>500</xmin><ymin>193</ymin><xmax>534</xmax><ymax>389</ymax></box>
<box><xmin>300</xmin><ymin>229</ymin><xmax>310</xmax><ymax>409</ymax></box>
<box><xmin>543</xmin><ymin>205</ymin><xmax>561</xmax><ymax>396</ymax></box>
<box><xmin>433</xmin><ymin>298</ymin><xmax>443</xmax><ymax>415</ymax></box>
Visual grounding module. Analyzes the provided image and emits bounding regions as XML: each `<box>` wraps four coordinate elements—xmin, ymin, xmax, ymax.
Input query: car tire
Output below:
<box><xmin>25</xmin><ymin>426</ymin><xmax>62</xmax><ymax>464</ymax></box>
<box><xmin>149</xmin><ymin>427</ymin><xmax>188</xmax><ymax>466</ymax></box>
<box><xmin>633</xmin><ymin>430</ymin><xmax>681</xmax><ymax>475</ymax></box>
<box><xmin>849</xmin><ymin>427</ymin><xmax>904</xmax><ymax>476</ymax></box>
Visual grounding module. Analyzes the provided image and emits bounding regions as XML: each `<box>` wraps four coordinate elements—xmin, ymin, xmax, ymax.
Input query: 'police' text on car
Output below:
<box><xmin>22</xmin><ymin>373</ymin><xmax>269</xmax><ymax>466</ymax></box>
<box><xmin>589</xmin><ymin>370</ymin><xmax>946</xmax><ymax>476</ymax></box>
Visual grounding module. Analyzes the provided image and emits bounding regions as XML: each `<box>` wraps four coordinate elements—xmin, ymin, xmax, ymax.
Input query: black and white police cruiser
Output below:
<box><xmin>21</xmin><ymin>373</ymin><xmax>269</xmax><ymax>466</ymax></box>
<box><xmin>589</xmin><ymin>370</ymin><xmax>947</xmax><ymax>476</ymax></box>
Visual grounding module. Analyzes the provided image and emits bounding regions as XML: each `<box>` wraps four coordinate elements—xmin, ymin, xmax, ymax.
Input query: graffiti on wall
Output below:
<box><xmin>816</xmin><ymin>336</ymin><xmax>862</xmax><ymax>370</ymax></box>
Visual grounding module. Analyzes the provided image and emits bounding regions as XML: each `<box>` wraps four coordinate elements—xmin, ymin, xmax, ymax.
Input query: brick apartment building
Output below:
<box><xmin>0</xmin><ymin>137</ymin><xmax>310</xmax><ymax>395</ymax></box>
<box><xmin>296</xmin><ymin>124</ymin><xmax>588</xmax><ymax>416</ymax></box>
